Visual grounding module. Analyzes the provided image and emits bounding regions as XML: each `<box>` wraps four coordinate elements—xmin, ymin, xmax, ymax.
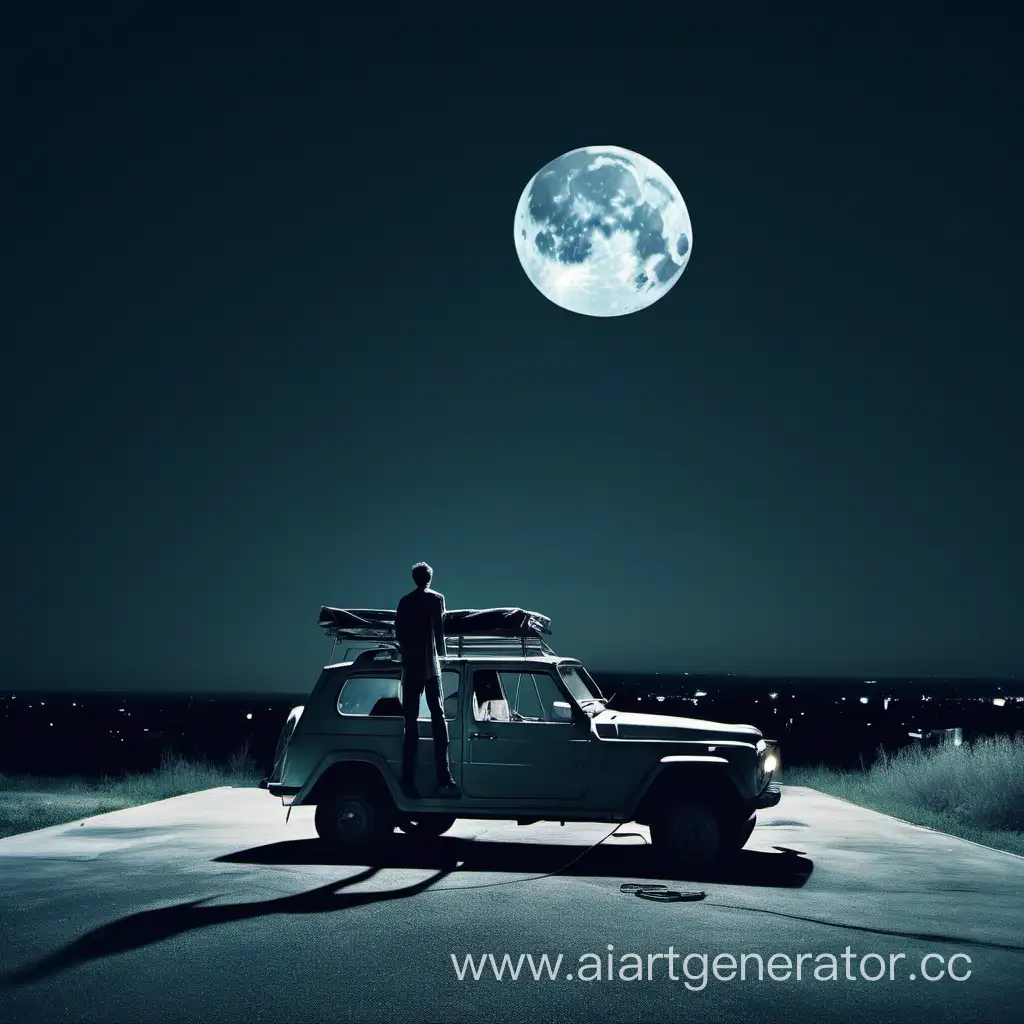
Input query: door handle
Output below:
<box><xmin>470</xmin><ymin>731</ymin><xmax>497</xmax><ymax>740</ymax></box>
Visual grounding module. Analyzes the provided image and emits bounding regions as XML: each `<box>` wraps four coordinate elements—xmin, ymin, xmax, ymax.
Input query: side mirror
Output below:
<box><xmin>552</xmin><ymin>701</ymin><xmax>573</xmax><ymax>722</ymax></box>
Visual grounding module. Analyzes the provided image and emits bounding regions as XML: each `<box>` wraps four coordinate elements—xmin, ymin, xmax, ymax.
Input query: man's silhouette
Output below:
<box><xmin>395</xmin><ymin>562</ymin><xmax>459</xmax><ymax>798</ymax></box>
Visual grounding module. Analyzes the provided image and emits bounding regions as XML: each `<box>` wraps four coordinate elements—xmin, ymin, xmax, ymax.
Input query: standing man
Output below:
<box><xmin>395</xmin><ymin>562</ymin><xmax>460</xmax><ymax>798</ymax></box>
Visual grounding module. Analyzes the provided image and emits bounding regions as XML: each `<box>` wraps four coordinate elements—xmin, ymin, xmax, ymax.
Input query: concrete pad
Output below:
<box><xmin>0</xmin><ymin>786</ymin><xmax>1021</xmax><ymax>1023</ymax></box>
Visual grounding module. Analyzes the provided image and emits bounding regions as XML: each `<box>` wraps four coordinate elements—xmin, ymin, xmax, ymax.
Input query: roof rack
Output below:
<box><xmin>341</xmin><ymin>636</ymin><xmax>555</xmax><ymax>663</ymax></box>
<box><xmin>318</xmin><ymin>606</ymin><xmax>556</xmax><ymax>660</ymax></box>
<box><xmin>450</xmin><ymin>635</ymin><xmax>555</xmax><ymax>657</ymax></box>
<box><xmin>318</xmin><ymin>606</ymin><xmax>551</xmax><ymax>639</ymax></box>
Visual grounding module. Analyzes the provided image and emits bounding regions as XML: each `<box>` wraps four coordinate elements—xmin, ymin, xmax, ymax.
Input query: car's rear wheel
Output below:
<box><xmin>395</xmin><ymin>814</ymin><xmax>457</xmax><ymax>839</ymax></box>
<box><xmin>315</xmin><ymin>784</ymin><xmax>394</xmax><ymax>854</ymax></box>
<box><xmin>650</xmin><ymin>797</ymin><xmax>723</xmax><ymax>869</ymax></box>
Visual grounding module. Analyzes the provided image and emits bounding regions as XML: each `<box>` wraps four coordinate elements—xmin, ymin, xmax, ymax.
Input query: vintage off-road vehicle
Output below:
<box><xmin>263</xmin><ymin>606</ymin><xmax>780</xmax><ymax>868</ymax></box>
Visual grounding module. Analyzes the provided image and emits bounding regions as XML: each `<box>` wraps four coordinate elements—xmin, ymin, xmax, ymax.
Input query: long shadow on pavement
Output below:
<box><xmin>1</xmin><ymin>862</ymin><xmax>456</xmax><ymax>989</ymax></box>
<box><xmin>2</xmin><ymin>840</ymin><xmax>812</xmax><ymax>989</ymax></box>
<box><xmin>218</xmin><ymin>835</ymin><xmax>814</xmax><ymax>889</ymax></box>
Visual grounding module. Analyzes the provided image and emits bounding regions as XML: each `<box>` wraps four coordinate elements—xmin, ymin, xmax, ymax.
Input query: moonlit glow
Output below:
<box><xmin>515</xmin><ymin>145</ymin><xmax>692</xmax><ymax>316</ymax></box>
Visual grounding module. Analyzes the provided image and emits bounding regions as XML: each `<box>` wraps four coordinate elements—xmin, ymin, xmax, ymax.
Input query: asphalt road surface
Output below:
<box><xmin>1</xmin><ymin>786</ymin><xmax>1021</xmax><ymax>1023</ymax></box>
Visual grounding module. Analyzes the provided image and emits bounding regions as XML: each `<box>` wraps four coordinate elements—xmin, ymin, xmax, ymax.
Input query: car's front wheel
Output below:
<box><xmin>650</xmin><ymin>797</ymin><xmax>723</xmax><ymax>870</ymax></box>
<box><xmin>396</xmin><ymin>814</ymin><xmax>457</xmax><ymax>839</ymax></box>
<box><xmin>723</xmin><ymin>813</ymin><xmax>756</xmax><ymax>853</ymax></box>
<box><xmin>315</xmin><ymin>785</ymin><xmax>394</xmax><ymax>854</ymax></box>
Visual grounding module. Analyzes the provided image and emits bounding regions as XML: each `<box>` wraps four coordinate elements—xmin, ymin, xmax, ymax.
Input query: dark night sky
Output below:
<box><xmin>4</xmin><ymin>16</ymin><xmax>1021</xmax><ymax>690</ymax></box>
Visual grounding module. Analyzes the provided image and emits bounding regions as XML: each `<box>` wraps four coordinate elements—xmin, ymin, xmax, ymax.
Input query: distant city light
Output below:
<box><xmin>694</xmin><ymin>691</ymin><xmax>707</xmax><ymax>698</ymax></box>
<box><xmin>860</xmin><ymin>697</ymin><xmax>869</xmax><ymax>704</ymax></box>
<box><xmin>246</xmin><ymin>713</ymin><xmax>253</xmax><ymax>720</ymax></box>
<box><xmin>883</xmin><ymin>698</ymin><xmax>891</xmax><ymax>710</ymax></box>
<box><xmin>769</xmin><ymin>693</ymin><xmax>778</xmax><ymax>700</ymax></box>
<box><xmin>993</xmin><ymin>698</ymin><xmax>1006</xmax><ymax>707</ymax></box>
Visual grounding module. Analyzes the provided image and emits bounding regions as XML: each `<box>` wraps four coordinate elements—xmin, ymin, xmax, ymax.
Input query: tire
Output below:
<box><xmin>722</xmin><ymin>813</ymin><xmax>756</xmax><ymax>854</ymax></box>
<box><xmin>733</xmin><ymin>811</ymin><xmax>757</xmax><ymax>851</ymax></box>
<box><xmin>314</xmin><ymin>784</ymin><xmax>394</xmax><ymax>854</ymax></box>
<box><xmin>395</xmin><ymin>814</ymin><xmax>457</xmax><ymax>839</ymax></box>
<box><xmin>649</xmin><ymin>797</ymin><xmax>723</xmax><ymax>870</ymax></box>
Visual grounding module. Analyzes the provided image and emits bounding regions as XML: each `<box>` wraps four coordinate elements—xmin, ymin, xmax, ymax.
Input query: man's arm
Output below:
<box><xmin>434</xmin><ymin>593</ymin><xmax>447</xmax><ymax>659</ymax></box>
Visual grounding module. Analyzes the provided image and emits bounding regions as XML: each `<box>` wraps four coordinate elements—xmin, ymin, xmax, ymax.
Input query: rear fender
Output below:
<box><xmin>296</xmin><ymin>752</ymin><xmax>397</xmax><ymax>807</ymax></box>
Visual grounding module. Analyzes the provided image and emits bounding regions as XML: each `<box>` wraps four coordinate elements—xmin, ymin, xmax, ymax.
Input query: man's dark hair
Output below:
<box><xmin>411</xmin><ymin>562</ymin><xmax>433</xmax><ymax>588</ymax></box>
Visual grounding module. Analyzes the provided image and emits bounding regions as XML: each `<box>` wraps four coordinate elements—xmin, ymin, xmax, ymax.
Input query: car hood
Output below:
<box><xmin>592</xmin><ymin>709</ymin><xmax>762</xmax><ymax>744</ymax></box>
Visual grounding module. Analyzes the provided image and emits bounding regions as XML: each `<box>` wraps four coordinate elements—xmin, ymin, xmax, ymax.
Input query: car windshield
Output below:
<box><xmin>558</xmin><ymin>664</ymin><xmax>607</xmax><ymax>713</ymax></box>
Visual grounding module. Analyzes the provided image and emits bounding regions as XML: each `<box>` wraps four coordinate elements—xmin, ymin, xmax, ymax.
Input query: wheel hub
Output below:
<box><xmin>335</xmin><ymin>799</ymin><xmax>368</xmax><ymax>833</ymax></box>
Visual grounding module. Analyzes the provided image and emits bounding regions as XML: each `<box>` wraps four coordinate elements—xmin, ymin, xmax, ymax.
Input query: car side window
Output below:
<box><xmin>471</xmin><ymin>669</ymin><xmax>509</xmax><ymax>722</ymax></box>
<box><xmin>430</xmin><ymin>670</ymin><xmax>461</xmax><ymax>721</ymax></box>
<box><xmin>337</xmin><ymin>670</ymin><xmax>459</xmax><ymax>720</ymax></box>
<box><xmin>338</xmin><ymin>674</ymin><xmax>401</xmax><ymax>717</ymax></box>
<box><xmin>499</xmin><ymin>671</ymin><xmax>568</xmax><ymax>722</ymax></box>
<box><xmin>503</xmin><ymin>671</ymin><xmax>543</xmax><ymax>719</ymax></box>
<box><xmin>471</xmin><ymin>669</ymin><xmax>569</xmax><ymax>723</ymax></box>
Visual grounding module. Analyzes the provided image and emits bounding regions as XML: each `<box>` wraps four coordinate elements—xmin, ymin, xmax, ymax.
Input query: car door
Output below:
<box><xmin>461</xmin><ymin>667</ymin><xmax>590</xmax><ymax>799</ymax></box>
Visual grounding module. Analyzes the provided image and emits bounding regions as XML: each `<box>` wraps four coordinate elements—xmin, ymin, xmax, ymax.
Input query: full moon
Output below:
<box><xmin>514</xmin><ymin>145</ymin><xmax>692</xmax><ymax>317</ymax></box>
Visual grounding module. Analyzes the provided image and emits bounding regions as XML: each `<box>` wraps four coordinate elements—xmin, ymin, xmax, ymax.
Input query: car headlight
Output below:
<box><xmin>763</xmin><ymin>753</ymin><xmax>778</xmax><ymax>774</ymax></box>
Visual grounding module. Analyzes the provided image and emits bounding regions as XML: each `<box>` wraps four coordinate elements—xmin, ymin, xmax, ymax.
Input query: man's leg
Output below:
<box><xmin>401</xmin><ymin>680</ymin><xmax>422</xmax><ymax>795</ymax></box>
<box><xmin>423</xmin><ymin>674</ymin><xmax>457</xmax><ymax>789</ymax></box>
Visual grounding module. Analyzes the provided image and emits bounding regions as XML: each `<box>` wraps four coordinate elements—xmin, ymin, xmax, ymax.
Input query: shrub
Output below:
<box><xmin>786</xmin><ymin>732</ymin><xmax>1024</xmax><ymax>855</ymax></box>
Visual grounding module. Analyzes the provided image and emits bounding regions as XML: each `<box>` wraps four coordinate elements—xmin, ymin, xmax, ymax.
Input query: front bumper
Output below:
<box><xmin>752</xmin><ymin>782</ymin><xmax>781</xmax><ymax>809</ymax></box>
